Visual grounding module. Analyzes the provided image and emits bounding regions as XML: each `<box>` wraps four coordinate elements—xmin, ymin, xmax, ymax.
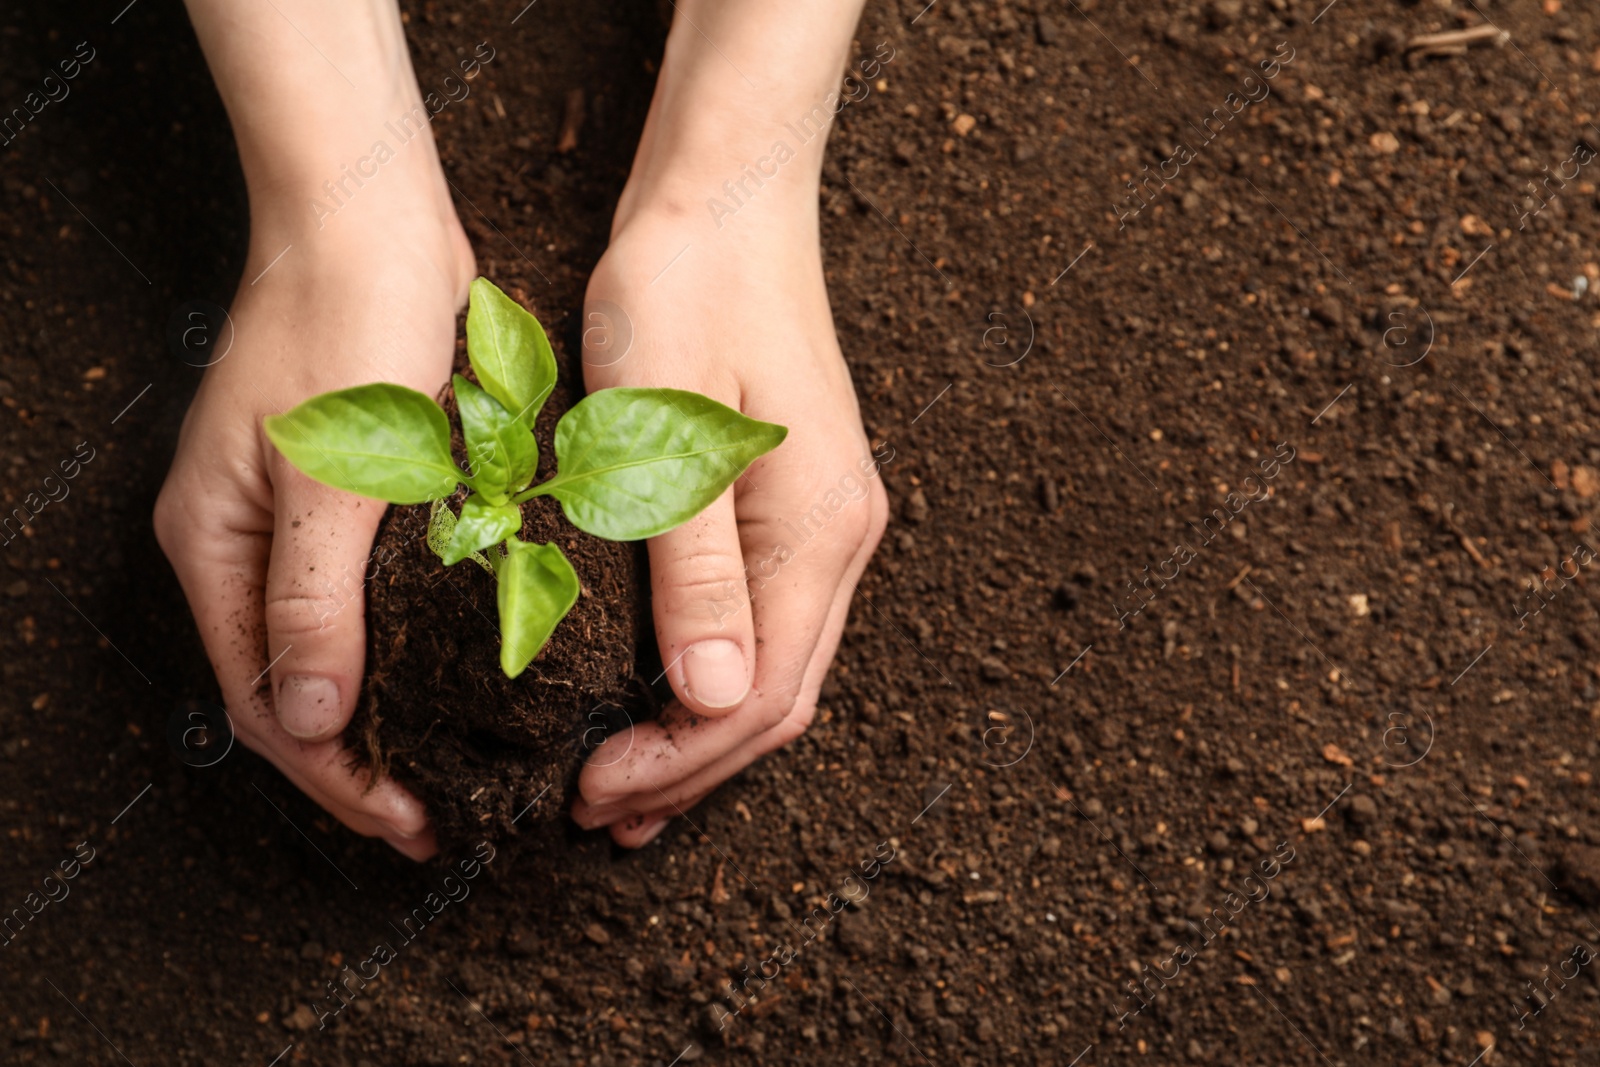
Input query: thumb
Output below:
<box><xmin>649</xmin><ymin>490</ymin><xmax>757</xmax><ymax>716</ymax></box>
<box><xmin>264</xmin><ymin>467</ymin><xmax>386</xmax><ymax>741</ymax></box>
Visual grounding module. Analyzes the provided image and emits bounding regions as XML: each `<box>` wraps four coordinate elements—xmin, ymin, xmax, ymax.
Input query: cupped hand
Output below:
<box><xmin>570</xmin><ymin>206</ymin><xmax>889</xmax><ymax>847</ymax></box>
<box><xmin>155</xmin><ymin>211</ymin><xmax>474</xmax><ymax>861</ymax></box>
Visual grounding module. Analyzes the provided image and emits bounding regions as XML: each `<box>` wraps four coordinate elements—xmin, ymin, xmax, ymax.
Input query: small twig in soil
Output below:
<box><xmin>557</xmin><ymin>88</ymin><xmax>585</xmax><ymax>153</ymax></box>
<box><xmin>1406</xmin><ymin>24</ymin><xmax>1508</xmax><ymax>62</ymax></box>
<box><xmin>1437</xmin><ymin>505</ymin><xmax>1490</xmax><ymax>569</ymax></box>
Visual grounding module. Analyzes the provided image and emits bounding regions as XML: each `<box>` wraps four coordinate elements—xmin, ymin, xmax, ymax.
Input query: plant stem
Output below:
<box><xmin>509</xmin><ymin>482</ymin><xmax>554</xmax><ymax>505</ymax></box>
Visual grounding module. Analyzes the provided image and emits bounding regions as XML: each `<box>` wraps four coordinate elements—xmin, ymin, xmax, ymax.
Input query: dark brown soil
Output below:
<box><xmin>10</xmin><ymin>1</ymin><xmax>1600</xmax><ymax>1066</ymax></box>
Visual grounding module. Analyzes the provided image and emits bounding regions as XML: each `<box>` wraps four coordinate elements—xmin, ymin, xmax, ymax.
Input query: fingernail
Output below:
<box><xmin>680</xmin><ymin>639</ymin><xmax>749</xmax><ymax>709</ymax></box>
<box><xmin>573</xmin><ymin>802</ymin><xmax>624</xmax><ymax>829</ymax></box>
<box><xmin>277</xmin><ymin>674</ymin><xmax>342</xmax><ymax>739</ymax></box>
<box><xmin>634</xmin><ymin>815</ymin><xmax>672</xmax><ymax>845</ymax></box>
<box><xmin>383</xmin><ymin>832</ymin><xmax>435</xmax><ymax>862</ymax></box>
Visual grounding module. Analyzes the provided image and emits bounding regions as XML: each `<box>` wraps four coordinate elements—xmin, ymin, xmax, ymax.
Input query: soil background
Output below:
<box><xmin>5</xmin><ymin>1</ymin><xmax>1600</xmax><ymax>1065</ymax></box>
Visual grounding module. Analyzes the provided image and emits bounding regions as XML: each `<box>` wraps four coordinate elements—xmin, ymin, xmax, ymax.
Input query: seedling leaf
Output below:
<box><xmin>428</xmin><ymin>500</ymin><xmax>496</xmax><ymax>575</ymax></box>
<box><xmin>454</xmin><ymin>374</ymin><xmax>538</xmax><ymax>500</ymax></box>
<box><xmin>529</xmin><ymin>388</ymin><xmax>786</xmax><ymax>540</ymax></box>
<box><xmin>426</xmin><ymin>499</ymin><xmax>456</xmax><ymax>559</ymax></box>
<box><xmin>466</xmin><ymin>278</ymin><xmax>557</xmax><ymax>429</ymax></box>
<box><xmin>263</xmin><ymin>383</ymin><xmax>459</xmax><ymax>504</ymax></box>
<box><xmin>443</xmin><ymin>494</ymin><xmax>523</xmax><ymax>565</ymax></box>
<box><xmin>497</xmin><ymin>539</ymin><xmax>581</xmax><ymax>678</ymax></box>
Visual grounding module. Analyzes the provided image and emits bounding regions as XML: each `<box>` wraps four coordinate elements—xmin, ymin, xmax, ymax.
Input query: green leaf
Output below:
<box><xmin>526</xmin><ymin>388</ymin><xmax>786</xmax><ymax>541</ymax></box>
<box><xmin>263</xmin><ymin>383</ymin><xmax>460</xmax><ymax>504</ymax></box>
<box><xmin>443</xmin><ymin>494</ymin><xmax>522</xmax><ymax>565</ymax></box>
<box><xmin>466</xmin><ymin>278</ymin><xmax>557</xmax><ymax>429</ymax></box>
<box><xmin>426</xmin><ymin>498</ymin><xmax>457</xmax><ymax>560</ymax></box>
<box><xmin>454</xmin><ymin>374</ymin><xmax>538</xmax><ymax>500</ymax></box>
<box><xmin>428</xmin><ymin>499</ymin><xmax>495</xmax><ymax>575</ymax></box>
<box><xmin>497</xmin><ymin>539</ymin><xmax>580</xmax><ymax>678</ymax></box>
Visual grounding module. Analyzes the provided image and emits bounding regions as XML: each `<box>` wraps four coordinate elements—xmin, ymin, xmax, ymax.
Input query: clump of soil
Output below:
<box><xmin>349</xmin><ymin>314</ymin><xmax>661</xmax><ymax>846</ymax></box>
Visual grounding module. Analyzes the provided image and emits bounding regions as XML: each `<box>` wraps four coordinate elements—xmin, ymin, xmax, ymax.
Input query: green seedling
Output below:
<box><xmin>264</xmin><ymin>278</ymin><xmax>785</xmax><ymax>678</ymax></box>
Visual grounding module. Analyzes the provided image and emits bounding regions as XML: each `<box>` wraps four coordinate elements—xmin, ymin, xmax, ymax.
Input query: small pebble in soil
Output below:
<box><xmin>654</xmin><ymin>957</ymin><xmax>696</xmax><ymax>991</ymax></box>
<box><xmin>1205</xmin><ymin>0</ymin><xmax>1241</xmax><ymax>29</ymax></box>
<box><xmin>282</xmin><ymin>1005</ymin><xmax>318</xmax><ymax>1031</ymax></box>
<box><xmin>905</xmin><ymin>487</ymin><xmax>930</xmax><ymax>524</ymax></box>
<box><xmin>1556</xmin><ymin>843</ymin><xmax>1600</xmax><ymax>905</ymax></box>
<box><xmin>1346</xmin><ymin>794</ymin><xmax>1379</xmax><ymax>824</ymax></box>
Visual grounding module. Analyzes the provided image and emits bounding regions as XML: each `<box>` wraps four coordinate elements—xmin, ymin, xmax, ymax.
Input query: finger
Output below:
<box><xmin>383</xmin><ymin>829</ymin><xmax>440</xmax><ymax>862</ymax></box>
<box><xmin>577</xmin><ymin>558</ymin><xmax>836</xmax><ymax>807</ymax></box>
<box><xmin>590</xmin><ymin>780</ymin><xmax>716</xmax><ymax>847</ymax></box>
<box><xmin>156</xmin><ymin>477</ymin><xmax>431</xmax><ymax>844</ymax></box>
<box><xmin>263</xmin><ymin>462</ymin><xmax>386</xmax><ymax>742</ymax></box>
<box><xmin>585</xmin><ymin>501</ymin><xmax>878</xmax><ymax>838</ymax></box>
<box><xmin>578</xmin><ymin>472</ymin><xmax>885</xmax><ymax>810</ymax></box>
<box><xmin>570</xmin><ymin>785</ymin><xmax>629</xmax><ymax>832</ymax></box>
<box><xmin>623</xmin><ymin>546</ymin><xmax>865</xmax><ymax>815</ymax></box>
<box><xmin>610</xmin><ymin>789</ymin><xmax>709</xmax><ymax>848</ymax></box>
<box><xmin>233</xmin><ymin>723</ymin><xmax>432</xmax><ymax>840</ymax></box>
<box><xmin>649</xmin><ymin>490</ymin><xmax>756</xmax><ymax>716</ymax></box>
<box><xmin>629</xmin><ymin>816</ymin><xmax>673</xmax><ymax>846</ymax></box>
<box><xmin>603</xmin><ymin>811</ymin><xmax>674</xmax><ymax>848</ymax></box>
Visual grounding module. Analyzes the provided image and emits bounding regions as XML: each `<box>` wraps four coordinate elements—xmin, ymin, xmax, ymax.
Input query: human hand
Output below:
<box><xmin>569</xmin><ymin>190</ymin><xmax>888</xmax><ymax>846</ymax></box>
<box><xmin>154</xmin><ymin>130</ymin><xmax>475</xmax><ymax>862</ymax></box>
